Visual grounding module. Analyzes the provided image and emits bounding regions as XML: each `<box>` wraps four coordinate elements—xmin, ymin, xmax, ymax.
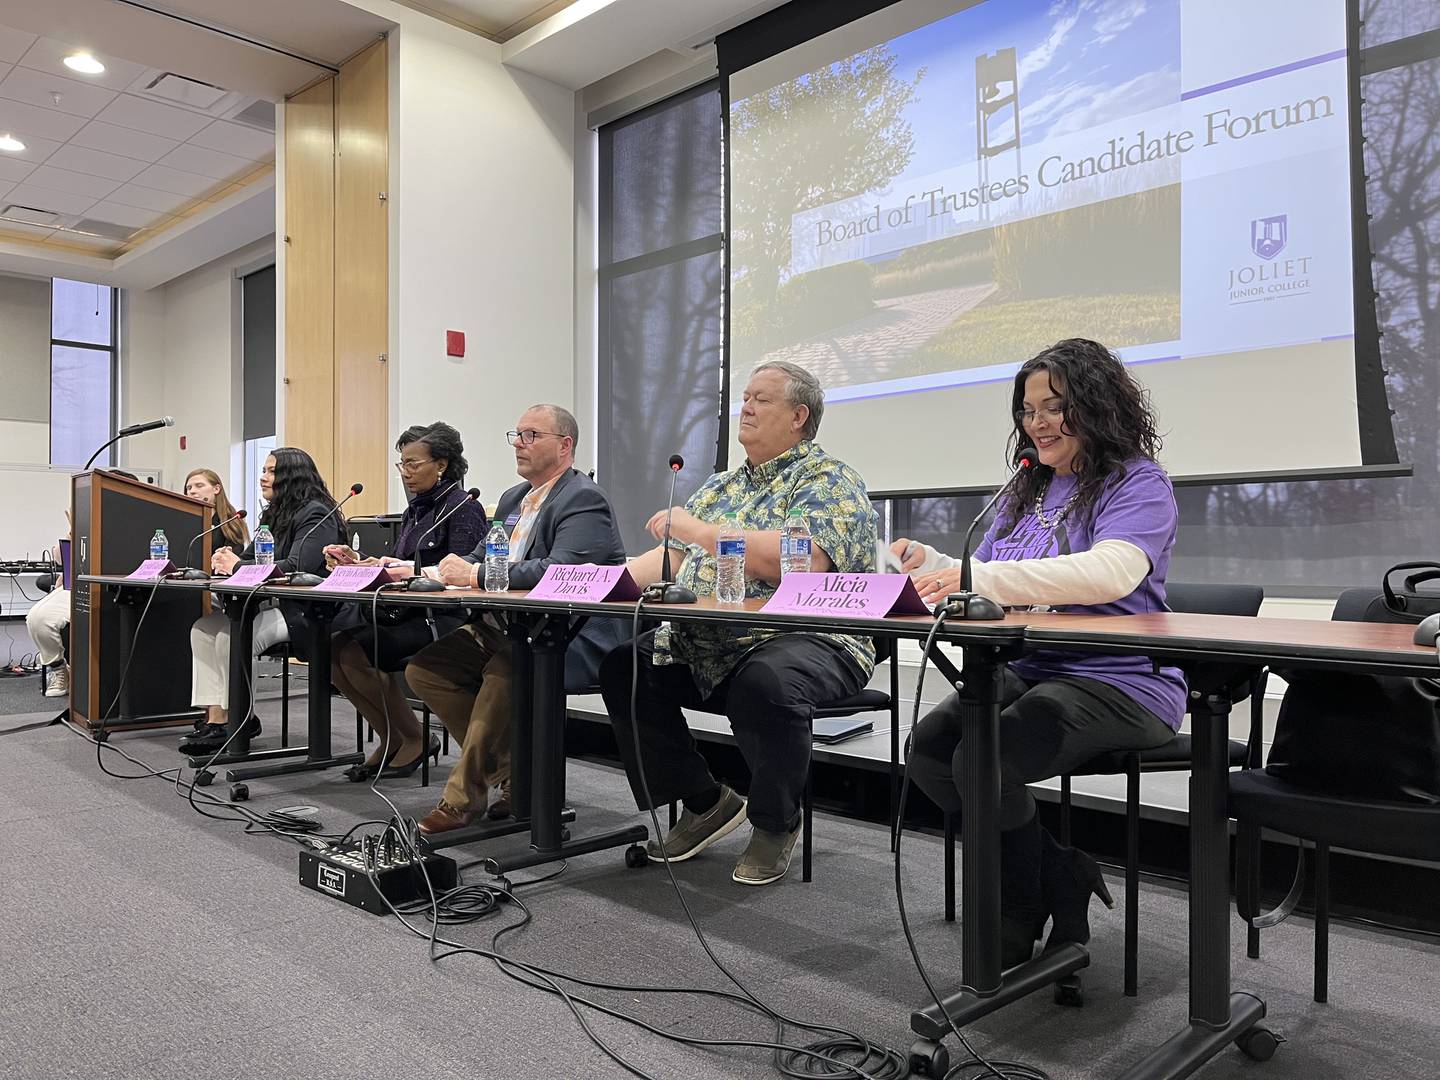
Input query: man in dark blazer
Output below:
<box><xmin>406</xmin><ymin>404</ymin><xmax>627</xmax><ymax>835</ymax></box>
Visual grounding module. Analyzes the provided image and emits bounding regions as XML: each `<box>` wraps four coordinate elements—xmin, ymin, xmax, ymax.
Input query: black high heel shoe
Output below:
<box><xmin>343</xmin><ymin>760</ymin><xmax>383</xmax><ymax>783</ymax></box>
<box><xmin>376</xmin><ymin>735</ymin><xmax>442</xmax><ymax>780</ymax></box>
<box><xmin>1042</xmin><ymin>843</ymin><xmax>1115</xmax><ymax>952</ymax></box>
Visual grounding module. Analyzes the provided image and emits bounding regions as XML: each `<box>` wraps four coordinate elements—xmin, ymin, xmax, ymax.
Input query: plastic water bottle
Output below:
<box><xmin>484</xmin><ymin>519</ymin><xmax>510</xmax><ymax>592</ymax></box>
<box><xmin>253</xmin><ymin>525</ymin><xmax>275</xmax><ymax>565</ymax></box>
<box><xmin>716</xmin><ymin>514</ymin><xmax>746</xmax><ymax>603</ymax></box>
<box><xmin>781</xmin><ymin>511</ymin><xmax>812</xmax><ymax>577</ymax></box>
<box><xmin>149</xmin><ymin>529</ymin><xmax>168</xmax><ymax>561</ymax></box>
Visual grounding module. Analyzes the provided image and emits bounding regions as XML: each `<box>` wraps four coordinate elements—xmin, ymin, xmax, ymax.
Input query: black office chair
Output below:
<box><xmin>676</xmin><ymin>636</ymin><xmax>902</xmax><ymax>882</ymax></box>
<box><xmin>1230</xmin><ymin>587</ymin><xmax>1440</xmax><ymax>1004</ymax></box>
<box><xmin>940</xmin><ymin>582</ymin><xmax>1266</xmax><ymax>1000</ymax></box>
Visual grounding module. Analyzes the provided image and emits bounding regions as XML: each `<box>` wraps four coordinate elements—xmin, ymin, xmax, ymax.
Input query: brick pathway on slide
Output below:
<box><xmin>762</xmin><ymin>282</ymin><xmax>998</xmax><ymax>389</ymax></box>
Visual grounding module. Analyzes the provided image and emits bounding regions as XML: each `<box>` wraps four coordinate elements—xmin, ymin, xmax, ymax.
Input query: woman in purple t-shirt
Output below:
<box><xmin>891</xmin><ymin>338</ymin><xmax>1183</xmax><ymax>969</ymax></box>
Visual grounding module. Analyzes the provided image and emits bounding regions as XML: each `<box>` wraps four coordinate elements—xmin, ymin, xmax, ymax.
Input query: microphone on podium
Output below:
<box><xmin>287</xmin><ymin>483</ymin><xmax>363</xmax><ymax>586</ymax></box>
<box><xmin>175</xmin><ymin>508</ymin><xmax>247</xmax><ymax>580</ymax></box>
<box><xmin>652</xmin><ymin>454</ymin><xmax>697</xmax><ymax>604</ymax></box>
<box><xmin>119</xmin><ymin>415</ymin><xmax>175</xmax><ymax>437</ymax></box>
<box><xmin>407</xmin><ymin>486</ymin><xmax>481</xmax><ymax>592</ymax></box>
<box><xmin>946</xmin><ymin>446</ymin><xmax>1038</xmax><ymax>621</ymax></box>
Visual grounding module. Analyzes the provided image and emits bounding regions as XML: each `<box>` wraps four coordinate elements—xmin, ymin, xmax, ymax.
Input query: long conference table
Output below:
<box><xmin>78</xmin><ymin>573</ymin><xmax>1438</xmax><ymax>1079</ymax></box>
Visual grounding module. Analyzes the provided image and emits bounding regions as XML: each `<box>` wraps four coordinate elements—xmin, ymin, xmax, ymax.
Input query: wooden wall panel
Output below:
<box><xmin>333</xmin><ymin>40</ymin><xmax>389</xmax><ymax>517</ymax></box>
<box><xmin>283</xmin><ymin>79</ymin><xmax>336</xmax><ymax>481</ymax></box>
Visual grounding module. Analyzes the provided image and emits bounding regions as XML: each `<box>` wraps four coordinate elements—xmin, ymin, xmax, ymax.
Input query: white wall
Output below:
<box><xmin>120</xmin><ymin>237</ymin><xmax>276</xmax><ymax>500</ymax></box>
<box><xmin>298</xmin><ymin>2</ymin><xmax>578</xmax><ymax>512</ymax></box>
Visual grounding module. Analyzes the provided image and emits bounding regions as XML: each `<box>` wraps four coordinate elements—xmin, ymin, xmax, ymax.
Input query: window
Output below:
<box><xmin>50</xmin><ymin>278</ymin><xmax>117</xmax><ymax>467</ymax></box>
<box><xmin>597</xmin><ymin>83</ymin><xmax>725</xmax><ymax>553</ymax></box>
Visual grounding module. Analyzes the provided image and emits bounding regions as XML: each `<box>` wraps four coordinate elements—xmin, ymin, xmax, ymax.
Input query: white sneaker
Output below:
<box><xmin>44</xmin><ymin>665</ymin><xmax>70</xmax><ymax>698</ymax></box>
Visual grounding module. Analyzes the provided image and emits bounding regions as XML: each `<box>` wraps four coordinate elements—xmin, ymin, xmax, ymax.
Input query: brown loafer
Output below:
<box><xmin>417</xmin><ymin>800</ymin><xmax>475</xmax><ymax>835</ymax></box>
<box><xmin>486</xmin><ymin>784</ymin><xmax>512</xmax><ymax>821</ymax></box>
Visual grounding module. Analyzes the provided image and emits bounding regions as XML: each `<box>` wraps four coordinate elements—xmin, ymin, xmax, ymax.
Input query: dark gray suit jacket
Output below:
<box><xmin>464</xmin><ymin>468</ymin><xmax>629</xmax><ymax>690</ymax></box>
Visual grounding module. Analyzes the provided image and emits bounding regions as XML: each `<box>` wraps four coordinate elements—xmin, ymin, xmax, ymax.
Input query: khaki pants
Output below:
<box><xmin>405</xmin><ymin>622</ymin><xmax>512</xmax><ymax>813</ymax></box>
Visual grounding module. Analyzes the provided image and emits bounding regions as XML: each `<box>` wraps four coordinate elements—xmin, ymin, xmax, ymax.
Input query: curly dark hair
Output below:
<box><xmin>1000</xmin><ymin>338</ymin><xmax>1162</xmax><ymax>531</ymax></box>
<box><xmin>409</xmin><ymin>421</ymin><xmax>468</xmax><ymax>488</ymax></box>
<box><xmin>261</xmin><ymin>447</ymin><xmax>342</xmax><ymax>542</ymax></box>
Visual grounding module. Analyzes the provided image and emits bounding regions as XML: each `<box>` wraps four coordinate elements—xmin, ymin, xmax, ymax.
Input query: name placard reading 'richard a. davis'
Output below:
<box><xmin>527</xmin><ymin>564</ymin><xmax>641</xmax><ymax>603</ymax></box>
<box><xmin>761</xmin><ymin>572</ymin><xmax>930</xmax><ymax>618</ymax></box>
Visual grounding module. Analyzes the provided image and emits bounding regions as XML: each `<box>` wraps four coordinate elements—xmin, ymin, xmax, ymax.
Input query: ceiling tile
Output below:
<box><xmin>0</xmin><ymin>97</ymin><xmax>87</xmax><ymax>141</ymax></box>
<box><xmin>2</xmin><ymin>182</ymin><xmax>96</xmax><ymax>215</ymax></box>
<box><xmin>70</xmin><ymin>120</ymin><xmax>179</xmax><ymax>163</ymax></box>
<box><xmin>0</xmin><ymin>25</ymin><xmax>38</xmax><ymax>66</ymax></box>
<box><xmin>83</xmin><ymin>200</ymin><xmax>167</xmax><ymax>229</ymax></box>
<box><xmin>95</xmin><ymin>94</ymin><xmax>212</xmax><ymax>140</ymax></box>
<box><xmin>46</xmin><ymin>144</ymin><xmax>146</xmax><ymax>183</ymax></box>
<box><xmin>0</xmin><ymin>220</ymin><xmax>56</xmax><ymax>240</ymax></box>
<box><xmin>17</xmin><ymin>37</ymin><xmax>150</xmax><ymax>93</ymax></box>
<box><xmin>130</xmin><ymin>162</ymin><xmax>217</xmax><ymax>197</ymax></box>
<box><xmin>0</xmin><ymin>131</ymin><xmax>61</xmax><ymax>166</ymax></box>
<box><xmin>158</xmin><ymin>142</ymin><xmax>252</xmax><ymax>180</ymax></box>
<box><xmin>0</xmin><ymin>154</ymin><xmax>35</xmax><ymax>183</ymax></box>
<box><xmin>188</xmin><ymin>120</ymin><xmax>276</xmax><ymax>161</ymax></box>
<box><xmin>0</xmin><ymin>65</ymin><xmax>118</xmax><ymax>118</ymax></box>
<box><xmin>25</xmin><ymin>164</ymin><xmax>121</xmax><ymax>199</ymax></box>
<box><xmin>106</xmin><ymin>182</ymin><xmax>193</xmax><ymax>214</ymax></box>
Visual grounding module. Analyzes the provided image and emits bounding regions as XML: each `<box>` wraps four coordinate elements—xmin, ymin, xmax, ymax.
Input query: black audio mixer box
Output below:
<box><xmin>299</xmin><ymin>841</ymin><xmax>458</xmax><ymax>915</ymax></box>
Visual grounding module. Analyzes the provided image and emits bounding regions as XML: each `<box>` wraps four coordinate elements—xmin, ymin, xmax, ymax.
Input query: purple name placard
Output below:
<box><xmin>527</xmin><ymin>563</ymin><xmax>641</xmax><ymax>602</ymax></box>
<box><xmin>316</xmin><ymin>565</ymin><xmax>390</xmax><ymax>592</ymax></box>
<box><xmin>226</xmin><ymin>563</ymin><xmax>281</xmax><ymax>587</ymax></box>
<box><xmin>127</xmin><ymin>558</ymin><xmax>175</xmax><ymax>581</ymax></box>
<box><xmin>760</xmin><ymin>572</ymin><xmax>931</xmax><ymax>618</ymax></box>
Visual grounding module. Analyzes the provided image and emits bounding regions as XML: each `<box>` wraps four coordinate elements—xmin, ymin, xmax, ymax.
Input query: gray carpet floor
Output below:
<box><xmin>2</xmin><ymin>695</ymin><xmax>1438</xmax><ymax>1080</ymax></box>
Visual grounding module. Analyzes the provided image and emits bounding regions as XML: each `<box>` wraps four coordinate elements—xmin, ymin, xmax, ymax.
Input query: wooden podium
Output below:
<box><xmin>69</xmin><ymin>470</ymin><xmax>212</xmax><ymax>731</ymax></box>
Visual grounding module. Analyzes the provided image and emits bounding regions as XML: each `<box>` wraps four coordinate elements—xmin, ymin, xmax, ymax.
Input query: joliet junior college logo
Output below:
<box><xmin>1251</xmin><ymin>214</ymin><xmax>1288</xmax><ymax>259</ymax></box>
<box><xmin>1228</xmin><ymin>213</ymin><xmax>1311</xmax><ymax>304</ymax></box>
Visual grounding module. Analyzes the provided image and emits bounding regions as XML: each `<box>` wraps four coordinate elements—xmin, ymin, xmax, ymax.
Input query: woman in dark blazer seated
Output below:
<box><xmin>326</xmin><ymin>422</ymin><xmax>488</xmax><ymax>781</ymax></box>
<box><xmin>182</xmin><ymin>447</ymin><xmax>345</xmax><ymax>754</ymax></box>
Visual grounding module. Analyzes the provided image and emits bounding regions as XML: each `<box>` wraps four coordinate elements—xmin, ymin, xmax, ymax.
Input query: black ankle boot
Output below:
<box><xmin>1040</xmin><ymin>828</ymin><xmax>1115</xmax><ymax>953</ymax></box>
<box><xmin>999</xmin><ymin>816</ymin><xmax>1046</xmax><ymax>967</ymax></box>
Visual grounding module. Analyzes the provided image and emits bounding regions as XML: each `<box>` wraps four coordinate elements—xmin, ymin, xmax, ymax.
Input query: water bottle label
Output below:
<box><xmin>718</xmin><ymin>539</ymin><xmax>745</xmax><ymax>557</ymax></box>
<box><xmin>790</xmin><ymin>538</ymin><xmax>812</xmax><ymax>556</ymax></box>
<box><xmin>487</xmin><ymin>542</ymin><xmax>509</xmax><ymax>558</ymax></box>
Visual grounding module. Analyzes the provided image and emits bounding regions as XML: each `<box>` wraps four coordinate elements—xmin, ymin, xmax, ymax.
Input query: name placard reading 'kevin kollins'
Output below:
<box><xmin>528</xmin><ymin>564</ymin><xmax>642</xmax><ymax>602</ymax></box>
<box><xmin>761</xmin><ymin>572</ymin><xmax>930</xmax><ymax>618</ymax></box>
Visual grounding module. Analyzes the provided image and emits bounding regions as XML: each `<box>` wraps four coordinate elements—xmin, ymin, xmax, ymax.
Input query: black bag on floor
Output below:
<box><xmin>1266</xmin><ymin>567</ymin><xmax>1440</xmax><ymax>806</ymax></box>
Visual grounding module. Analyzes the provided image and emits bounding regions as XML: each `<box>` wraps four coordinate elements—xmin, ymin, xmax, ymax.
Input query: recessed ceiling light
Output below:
<box><xmin>63</xmin><ymin>53</ymin><xmax>106</xmax><ymax>75</ymax></box>
<box><xmin>0</xmin><ymin>134</ymin><xmax>25</xmax><ymax>153</ymax></box>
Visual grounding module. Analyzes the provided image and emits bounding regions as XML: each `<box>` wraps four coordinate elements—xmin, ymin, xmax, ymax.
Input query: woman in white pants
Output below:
<box><xmin>26</xmin><ymin>583</ymin><xmax>70</xmax><ymax>697</ymax></box>
<box><xmin>183</xmin><ymin>448</ymin><xmax>344</xmax><ymax>755</ymax></box>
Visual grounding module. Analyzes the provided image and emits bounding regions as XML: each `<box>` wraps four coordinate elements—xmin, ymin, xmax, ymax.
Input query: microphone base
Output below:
<box><xmin>179</xmin><ymin>569</ymin><xmax>212</xmax><ymax>581</ymax></box>
<box><xmin>646</xmin><ymin>582</ymin><xmax>698</xmax><ymax>605</ymax></box>
<box><xmin>943</xmin><ymin>592</ymin><xmax>1005</xmax><ymax>620</ymax></box>
<box><xmin>287</xmin><ymin>573</ymin><xmax>325</xmax><ymax>588</ymax></box>
<box><xmin>407</xmin><ymin>577</ymin><xmax>445</xmax><ymax>593</ymax></box>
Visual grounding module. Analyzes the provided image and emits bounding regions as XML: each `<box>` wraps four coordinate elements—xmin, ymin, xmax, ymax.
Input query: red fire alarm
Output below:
<box><xmin>446</xmin><ymin>330</ymin><xmax>465</xmax><ymax>357</ymax></box>
<box><xmin>180</xmin><ymin>435</ymin><xmax>187</xmax><ymax>450</ymax></box>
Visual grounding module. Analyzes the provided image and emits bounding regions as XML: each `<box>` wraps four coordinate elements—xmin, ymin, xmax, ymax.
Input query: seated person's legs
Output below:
<box><xmin>723</xmin><ymin>634</ymin><xmax>866</xmax><ymax>886</ymax></box>
<box><xmin>331</xmin><ymin>629</ymin><xmax>425</xmax><ymax>779</ymax></box>
<box><xmin>182</xmin><ymin>608</ymin><xmax>287</xmax><ymax>752</ymax></box>
<box><xmin>26</xmin><ymin>587</ymin><xmax>70</xmax><ymax>697</ymax></box>
<box><xmin>406</xmin><ymin>623</ymin><xmax>510</xmax><ymax>832</ymax></box>
<box><xmin>599</xmin><ymin>630</ymin><xmax>744</xmax><ymax>863</ymax></box>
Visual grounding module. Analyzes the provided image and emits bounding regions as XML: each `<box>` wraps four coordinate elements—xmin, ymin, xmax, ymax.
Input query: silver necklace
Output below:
<box><xmin>1032</xmin><ymin>478</ymin><xmax>1076</xmax><ymax>529</ymax></box>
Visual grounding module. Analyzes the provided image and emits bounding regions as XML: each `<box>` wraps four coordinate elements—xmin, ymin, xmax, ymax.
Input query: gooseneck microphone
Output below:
<box><xmin>407</xmin><ymin>486</ymin><xmax>481</xmax><ymax>592</ymax></box>
<box><xmin>176</xmin><ymin>508</ymin><xmax>247</xmax><ymax>580</ymax></box>
<box><xmin>83</xmin><ymin>416</ymin><xmax>175</xmax><ymax>469</ymax></box>
<box><xmin>654</xmin><ymin>454</ymin><xmax>697</xmax><ymax>604</ymax></box>
<box><xmin>948</xmin><ymin>446</ymin><xmax>1038</xmax><ymax>621</ymax></box>
<box><xmin>287</xmin><ymin>483</ymin><xmax>363</xmax><ymax>586</ymax></box>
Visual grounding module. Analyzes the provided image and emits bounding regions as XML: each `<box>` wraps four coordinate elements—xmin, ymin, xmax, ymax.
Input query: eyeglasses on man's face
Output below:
<box><xmin>506</xmin><ymin>429</ymin><xmax>566</xmax><ymax>447</ymax></box>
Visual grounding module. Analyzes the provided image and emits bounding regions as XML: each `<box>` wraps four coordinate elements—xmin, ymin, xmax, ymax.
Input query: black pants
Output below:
<box><xmin>600</xmin><ymin>631</ymin><xmax>866</xmax><ymax>834</ymax></box>
<box><xmin>909</xmin><ymin>669</ymin><xmax>1175</xmax><ymax>831</ymax></box>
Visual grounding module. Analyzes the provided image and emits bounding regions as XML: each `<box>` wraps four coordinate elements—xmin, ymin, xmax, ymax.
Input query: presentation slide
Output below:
<box><xmin>728</xmin><ymin>0</ymin><xmax>1362</xmax><ymax>493</ymax></box>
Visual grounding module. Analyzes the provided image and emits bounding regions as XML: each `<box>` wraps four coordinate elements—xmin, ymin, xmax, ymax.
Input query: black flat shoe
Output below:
<box><xmin>376</xmin><ymin>736</ymin><xmax>441</xmax><ymax>780</ymax></box>
<box><xmin>180</xmin><ymin>716</ymin><xmax>261</xmax><ymax>755</ymax></box>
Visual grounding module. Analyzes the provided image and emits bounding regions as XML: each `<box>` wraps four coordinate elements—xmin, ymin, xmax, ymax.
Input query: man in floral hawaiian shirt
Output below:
<box><xmin>601</xmin><ymin>360</ymin><xmax>878</xmax><ymax>886</ymax></box>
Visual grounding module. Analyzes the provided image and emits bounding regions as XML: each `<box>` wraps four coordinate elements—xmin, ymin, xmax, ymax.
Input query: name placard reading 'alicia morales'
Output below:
<box><xmin>527</xmin><ymin>563</ymin><xmax>642</xmax><ymax>603</ymax></box>
<box><xmin>761</xmin><ymin>573</ymin><xmax>931</xmax><ymax>618</ymax></box>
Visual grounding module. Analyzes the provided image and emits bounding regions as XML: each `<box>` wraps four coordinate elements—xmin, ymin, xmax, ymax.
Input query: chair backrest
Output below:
<box><xmin>1167</xmin><ymin>582</ymin><xmax>1264</xmax><ymax>618</ymax></box>
<box><xmin>1332</xmin><ymin>587</ymin><xmax>1410</xmax><ymax>625</ymax></box>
